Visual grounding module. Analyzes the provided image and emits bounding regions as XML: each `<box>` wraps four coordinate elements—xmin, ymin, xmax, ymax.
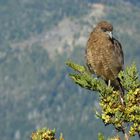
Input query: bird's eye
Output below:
<box><xmin>102</xmin><ymin>28</ymin><xmax>107</xmax><ymax>32</ymax></box>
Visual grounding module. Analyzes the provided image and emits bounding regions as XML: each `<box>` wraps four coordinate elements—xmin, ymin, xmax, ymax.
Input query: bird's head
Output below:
<box><xmin>96</xmin><ymin>21</ymin><xmax>113</xmax><ymax>39</ymax></box>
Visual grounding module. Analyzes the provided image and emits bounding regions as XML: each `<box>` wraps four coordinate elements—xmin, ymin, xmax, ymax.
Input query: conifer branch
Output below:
<box><xmin>66</xmin><ymin>61</ymin><xmax>140</xmax><ymax>140</ymax></box>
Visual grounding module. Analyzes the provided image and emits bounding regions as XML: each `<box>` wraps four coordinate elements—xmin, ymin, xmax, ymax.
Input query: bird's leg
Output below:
<box><xmin>120</xmin><ymin>96</ymin><xmax>125</xmax><ymax>106</ymax></box>
<box><xmin>108</xmin><ymin>80</ymin><xmax>111</xmax><ymax>87</ymax></box>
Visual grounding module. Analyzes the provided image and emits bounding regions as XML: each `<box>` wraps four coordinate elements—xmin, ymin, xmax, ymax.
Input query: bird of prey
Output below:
<box><xmin>85</xmin><ymin>21</ymin><xmax>124</xmax><ymax>92</ymax></box>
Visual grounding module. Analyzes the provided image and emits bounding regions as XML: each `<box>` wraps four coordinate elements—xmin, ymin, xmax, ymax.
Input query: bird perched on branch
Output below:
<box><xmin>85</xmin><ymin>21</ymin><xmax>124</xmax><ymax>93</ymax></box>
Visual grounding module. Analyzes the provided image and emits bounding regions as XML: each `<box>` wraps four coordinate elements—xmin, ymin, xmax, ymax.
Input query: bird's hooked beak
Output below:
<box><xmin>106</xmin><ymin>31</ymin><xmax>113</xmax><ymax>39</ymax></box>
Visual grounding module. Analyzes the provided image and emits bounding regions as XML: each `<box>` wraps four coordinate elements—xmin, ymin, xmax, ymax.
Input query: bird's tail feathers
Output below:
<box><xmin>111</xmin><ymin>78</ymin><xmax>125</xmax><ymax>105</ymax></box>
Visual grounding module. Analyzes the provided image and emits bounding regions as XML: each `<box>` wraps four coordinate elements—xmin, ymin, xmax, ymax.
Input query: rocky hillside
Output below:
<box><xmin>0</xmin><ymin>1</ymin><xmax>140</xmax><ymax>140</ymax></box>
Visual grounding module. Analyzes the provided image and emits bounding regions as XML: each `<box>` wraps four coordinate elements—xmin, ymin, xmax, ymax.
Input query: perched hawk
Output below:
<box><xmin>86</xmin><ymin>21</ymin><xmax>124</xmax><ymax>91</ymax></box>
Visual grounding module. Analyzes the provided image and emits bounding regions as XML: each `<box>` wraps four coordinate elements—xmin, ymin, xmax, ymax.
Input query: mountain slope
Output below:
<box><xmin>0</xmin><ymin>1</ymin><xmax>140</xmax><ymax>140</ymax></box>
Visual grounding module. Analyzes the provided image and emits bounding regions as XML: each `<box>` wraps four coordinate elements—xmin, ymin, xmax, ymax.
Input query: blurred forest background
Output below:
<box><xmin>0</xmin><ymin>0</ymin><xmax>140</xmax><ymax>140</ymax></box>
